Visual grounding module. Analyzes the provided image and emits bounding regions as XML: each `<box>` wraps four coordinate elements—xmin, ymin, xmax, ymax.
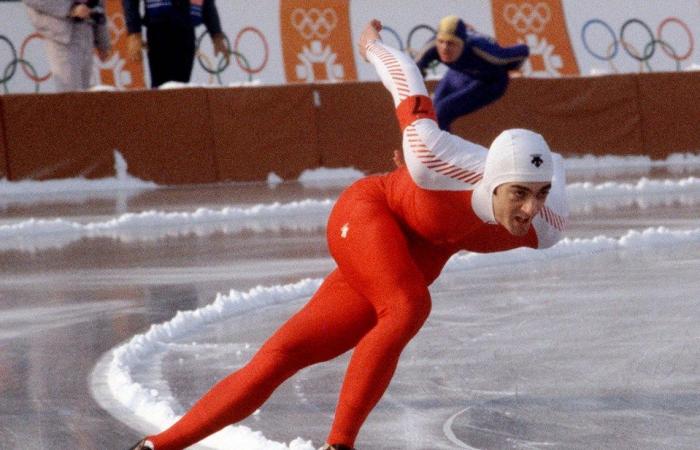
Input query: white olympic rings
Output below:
<box><xmin>290</xmin><ymin>8</ymin><xmax>338</xmax><ymax>40</ymax></box>
<box><xmin>503</xmin><ymin>2</ymin><xmax>552</xmax><ymax>34</ymax></box>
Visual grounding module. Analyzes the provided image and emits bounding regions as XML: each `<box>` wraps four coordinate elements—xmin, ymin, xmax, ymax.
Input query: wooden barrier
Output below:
<box><xmin>0</xmin><ymin>71</ymin><xmax>698</xmax><ymax>183</ymax></box>
<box><xmin>315</xmin><ymin>81</ymin><xmax>400</xmax><ymax>174</ymax></box>
<box><xmin>0</xmin><ymin>96</ymin><xmax>7</xmax><ymax>179</ymax></box>
<box><xmin>637</xmin><ymin>72</ymin><xmax>700</xmax><ymax>158</ymax></box>
<box><xmin>208</xmin><ymin>84</ymin><xmax>320</xmax><ymax>181</ymax></box>
<box><xmin>451</xmin><ymin>75</ymin><xmax>644</xmax><ymax>155</ymax></box>
<box><xmin>2</xmin><ymin>89</ymin><xmax>217</xmax><ymax>184</ymax></box>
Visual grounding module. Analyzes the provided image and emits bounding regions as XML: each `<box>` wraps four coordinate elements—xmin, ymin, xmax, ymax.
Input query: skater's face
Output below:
<box><xmin>436</xmin><ymin>37</ymin><xmax>464</xmax><ymax>63</ymax></box>
<box><xmin>492</xmin><ymin>181</ymin><xmax>551</xmax><ymax>236</ymax></box>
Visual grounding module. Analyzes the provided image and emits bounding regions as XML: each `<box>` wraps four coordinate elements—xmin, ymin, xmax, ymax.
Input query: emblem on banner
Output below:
<box><xmin>492</xmin><ymin>0</ymin><xmax>579</xmax><ymax>77</ymax></box>
<box><xmin>291</xmin><ymin>8</ymin><xmax>338</xmax><ymax>40</ymax></box>
<box><xmin>280</xmin><ymin>0</ymin><xmax>357</xmax><ymax>83</ymax></box>
<box><xmin>503</xmin><ymin>2</ymin><xmax>551</xmax><ymax>33</ymax></box>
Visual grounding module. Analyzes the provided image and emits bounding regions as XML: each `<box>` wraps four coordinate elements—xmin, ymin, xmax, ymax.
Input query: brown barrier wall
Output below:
<box><xmin>0</xmin><ymin>71</ymin><xmax>698</xmax><ymax>183</ymax></box>
<box><xmin>208</xmin><ymin>85</ymin><xmax>320</xmax><ymax>182</ymax></box>
<box><xmin>450</xmin><ymin>75</ymin><xmax>645</xmax><ymax>156</ymax></box>
<box><xmin>2</xmin><ymin>89</ymin><xmax>217</xmax><ymax>184</ymax></box>
<box><xmin>315</xmin><ymin>82</ymin><xmax>400</xmax><ymax>174</ymax></box>
<box><xmin>0</xmin><ymin>96</ymin><xmax>7</xmax><ymax>179</ymax></box>
<box><xmin>637</xmin><ymin>72</ymin><xmax>700</xmax><ymax>158</ymax></box>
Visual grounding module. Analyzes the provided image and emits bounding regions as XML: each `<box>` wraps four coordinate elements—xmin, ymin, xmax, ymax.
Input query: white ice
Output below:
<box><xmin>3</xmin><ymin>151</ymin><xmax>700</xmax><ymax>449</ymax></box>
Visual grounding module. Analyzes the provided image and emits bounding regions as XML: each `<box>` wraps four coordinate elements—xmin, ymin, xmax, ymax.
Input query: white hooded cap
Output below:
<box><xmin>472</xmin><ymin>128</ymin><xmax>554</xmax><ymax>223</ymax></box>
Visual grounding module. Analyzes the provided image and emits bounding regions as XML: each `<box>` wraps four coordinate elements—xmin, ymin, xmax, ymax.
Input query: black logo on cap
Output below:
<box><xmin>531</xmin><ymin>154</ymin><xmax>544</xmax><ymax>168</ymax></box>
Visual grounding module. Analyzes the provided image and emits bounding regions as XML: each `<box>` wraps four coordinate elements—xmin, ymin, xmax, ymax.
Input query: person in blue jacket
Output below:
<box><xmin>122</xmin><ymin>0</ymin><xmax>228</xmax><ymax>88</ymax></box>
<box><xmin>415</xmin><ymin>15</ymin><xmax>529</xmax><ymax>131</ymax></box>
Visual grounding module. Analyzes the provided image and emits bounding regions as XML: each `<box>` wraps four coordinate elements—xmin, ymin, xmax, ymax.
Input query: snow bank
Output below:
<box><xmin>564</xmin><ymin>153</ymin><xmax>700</xmax><ymax>172</ymax></box>
<box><xmin>0</xmin><ymin>151</ymin><xmax>156</xmax><ymax>196</ymax></box>
<box><xmin>3</xmin><ymin>175</ymin><xmax>699</xmax><ymax>252</ymax></box>
<box><xmin>108</xmin><ymin>278</ymin><xmax>323</xmax><ymax>450</ymax></box>
<box><xmin>3</xmin><ymin>152</ymin><xmax>697</xmax><ymax>198</ymax></box>
<box><xmin>0</xmin><ymin>199</ymin><xmax>333</xmax><ymax>252</ymax></box>
<box><xmin>297</xmin><ymin>167</ymin><xmax>364</xmax><ymax>187</ymax></box>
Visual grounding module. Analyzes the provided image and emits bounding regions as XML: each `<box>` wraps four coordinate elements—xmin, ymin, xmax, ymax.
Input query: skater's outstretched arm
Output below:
<box><xmin>359</xmin><ymin>19</ymin><xmax>487</xmax><ymax>191</ymax></box>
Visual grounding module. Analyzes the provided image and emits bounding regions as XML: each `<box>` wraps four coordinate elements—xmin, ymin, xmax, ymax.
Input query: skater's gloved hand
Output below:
<box><xmin>358</xmin><ymin>19</ymin><xmax>382</xmax><ymax>62</ymax></box>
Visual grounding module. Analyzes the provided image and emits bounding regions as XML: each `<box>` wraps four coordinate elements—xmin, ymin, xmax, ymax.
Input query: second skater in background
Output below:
<box><xmin>415</xmin><ymin>15</ymin><xmax>530</xmax><ymax>130</ymax></box>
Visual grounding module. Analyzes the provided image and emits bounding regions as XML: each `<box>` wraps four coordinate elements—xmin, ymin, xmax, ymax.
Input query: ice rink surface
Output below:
<box><xmin>2</xmin><ymin>155</ymin><xmax>700</xmax><ymax>450</ymax></box>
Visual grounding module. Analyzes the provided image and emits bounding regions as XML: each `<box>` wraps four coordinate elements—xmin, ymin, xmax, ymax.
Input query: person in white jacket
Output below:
<box><xmin>22</xmin><ymin>0</ymin><xmax>111</xmax><ymax>92</ymax></box>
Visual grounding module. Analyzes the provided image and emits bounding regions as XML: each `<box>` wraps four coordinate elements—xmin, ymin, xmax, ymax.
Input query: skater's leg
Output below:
<box><xmin>324</xmin><ymin>182</ymin><xmax>433</xmax><ymax>446</ymax></box>
<box><xmin>362</xmin><ymin>24</ymin><xmax>486</xmax><ymax>191</ymax></box>
<box><xmin>147</xmin><ymin>270</ymin><xmax>375</xmax><ymax>450</ymax></box>
<box><xmin>434</xmin><ymin>73</ymin><xmax>509</xmax><ymax>130</ymax></box>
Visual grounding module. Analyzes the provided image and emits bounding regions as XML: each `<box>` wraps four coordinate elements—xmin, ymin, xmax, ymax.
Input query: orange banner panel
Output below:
<box><xmin>100</xmin><ymin>0</ymin><xmax>147</xmax><ymax>89</ymax></box>
<box><xmin>491</xmin><ymin>0</ymin><xmax>579</xmax><ymax>77</ymax></box>
<box><xmin>280</xmin><ymin>0</ymin><xmax>357</xmax><ymax>83</ymax></box>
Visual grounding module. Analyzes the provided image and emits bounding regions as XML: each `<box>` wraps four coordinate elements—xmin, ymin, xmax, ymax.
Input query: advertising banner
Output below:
<box><xmin>194</xmin><ymin>1</ymin><xmax>285</xmax><ymax>85</ymax></box>
<box><xmin>492</xmin><ymin>0</ymin><xmax>580</xmax><ymax>77</ymax></box>
<box><xmin>0</xmin><ymin>2</ymin><xmax>51</xmax><ymax>93</ymax></box>
<box><xmin>562</xmin><ymin>0</ymin><xmax>700</xmax><ymax>75</ymax></box>
<box><xmin>280</xmin><ymin>0</ymin><xmax>357</xmax><ymax>83</ymax></box>
<box><xmin>99</xmin><ymin>0</ymin><xmax>146</xmax><ymax>89</ymax></box>
<box><xmin>1</xmin><ymin>0</ymin><xmax>700</xmax><ymax>93</ymax></box>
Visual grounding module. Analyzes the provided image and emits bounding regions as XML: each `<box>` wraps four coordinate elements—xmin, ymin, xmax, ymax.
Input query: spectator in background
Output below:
<box><xmin>22</xmin><ymin>0</ymin><xmax>110</xmax><ymax>92</ymax></box>
<box><xmin>415</xmin><ymin>15</ymin><xmax>530</xmax><ymax>131</ymax></box>
<box><xmin>122</xmin><ymin>0</ymin><xmax>228</xmax><ymax>88</ymax></box>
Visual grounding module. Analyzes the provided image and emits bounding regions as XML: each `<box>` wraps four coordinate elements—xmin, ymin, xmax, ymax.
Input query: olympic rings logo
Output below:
<box><xmin>290</xmin><ymin>8</ymin><xmax>338</xmax><ymax>40</ymax></box>
<box><xmin>581</xmin><ymin>17</ymin><xmax>694</xmax><ymax>71</ymax></box>
<box><xmin>195</xmin><ymin>26</ymin><xmax>269</xmax><ymax>84</ymax></box>
<box><xmin>503</xmin><ymin>2</ymin><xmax>551</xmax><ymax>34</ymax></box>
<box><xmin>380</xmin><ymin>23</ymin><xmax>436</xmax><ymax>57</ymax></box>
<box><xmin>1</xmin><ymin>33</ymin><xmax>51</xmax><ymax>93</ymax></box>
<box><xmin>378</xmin><ymin>23</ymin><xmax>445</xmax><ymax>74</ymax></box>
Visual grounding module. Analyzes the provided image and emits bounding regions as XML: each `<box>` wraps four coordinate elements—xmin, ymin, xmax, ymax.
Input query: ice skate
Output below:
<box><xmin>319</xmin><ymin>444</ymin><xmax>355</xmax><ymax>450</ymax></box>
<box><xmin>128</xmin><ymin>439</ymin><xmax>154</xmax><ymax>450</ymax></box>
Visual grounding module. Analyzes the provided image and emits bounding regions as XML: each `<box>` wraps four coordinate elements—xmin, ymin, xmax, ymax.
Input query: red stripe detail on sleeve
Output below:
<box><xmin>405</xmin><ymin>125</ymin><xmax>483</xmax><ymax>185</ymax></box>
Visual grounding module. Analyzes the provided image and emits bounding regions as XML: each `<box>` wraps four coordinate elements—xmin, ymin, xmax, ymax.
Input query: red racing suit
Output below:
<box><xmin>147</xmin><ymin>40</ymin><xmax>568</xmax><ymax>450</ymax></box>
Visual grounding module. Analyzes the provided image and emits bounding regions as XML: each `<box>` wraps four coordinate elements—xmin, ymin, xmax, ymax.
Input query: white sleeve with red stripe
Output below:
<box><xmin>366</xmin><ymin>39</ymin><xmax>489</xmax><ymax>191</ymax></box>
<box><xmin>366</xmin><ymin>40</ymin><xmax>429</xmax><ymax>107</ymax></box>
<box><xmin>533</xmin><ymin>153</ymin><xmax>569</xmax><ymax>248</ymax></box>
<box><xmin>403</xmin><ymin>120</ymin><xmax>488</xmax><ymax>190</ymax></box>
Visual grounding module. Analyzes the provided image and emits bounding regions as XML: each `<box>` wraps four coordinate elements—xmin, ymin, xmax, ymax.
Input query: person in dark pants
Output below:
<box><xmin>122</xmin><ymin>0</ymin><xmax>228</xmax><ymax>88</ymax></box>
<box><xmin>415</xmin><ymin>15</ymin><xmax>530</xmax><ymax>131</ymax></box>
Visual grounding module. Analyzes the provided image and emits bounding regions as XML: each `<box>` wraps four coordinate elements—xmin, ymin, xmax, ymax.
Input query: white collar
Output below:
<box><xmin>471</xmin><ymin>182</ymin><xmax>496</xmax><ymax>224</ymax></box>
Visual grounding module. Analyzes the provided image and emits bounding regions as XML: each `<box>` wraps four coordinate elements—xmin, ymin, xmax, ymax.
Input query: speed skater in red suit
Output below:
<box><xmin>128</xmin><ymin>19</ymin><xmax>568</xmax><ymax>450</ymax></box>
